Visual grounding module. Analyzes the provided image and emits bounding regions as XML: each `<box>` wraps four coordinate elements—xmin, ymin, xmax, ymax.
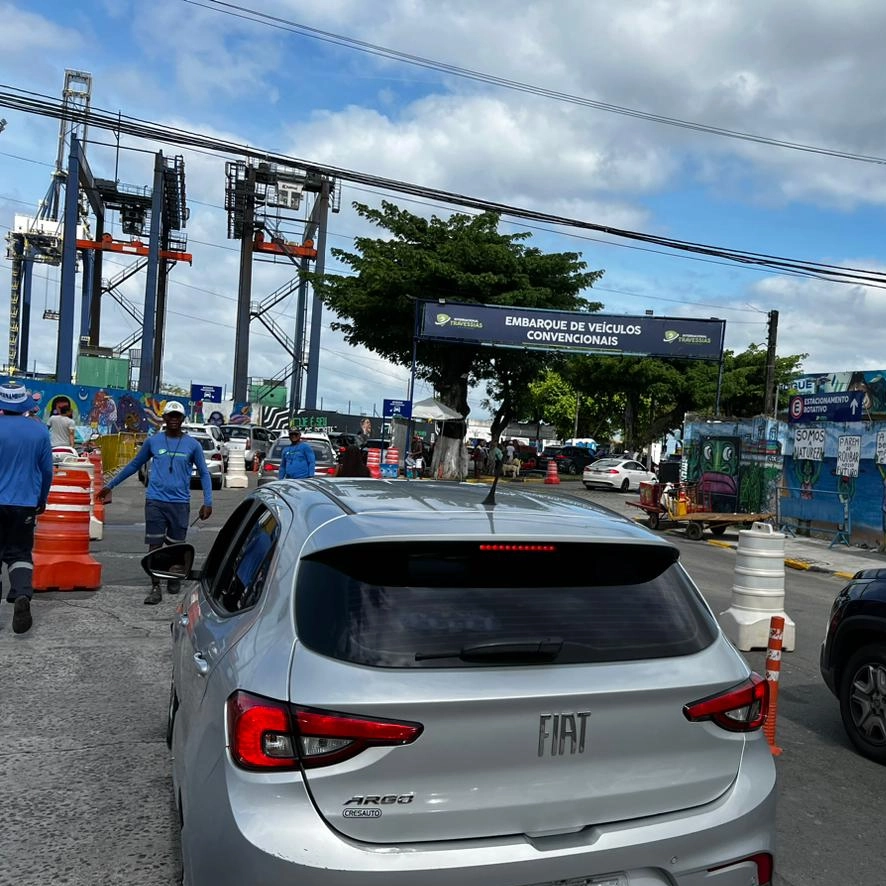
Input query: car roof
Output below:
<box><xmin>259</xmin><ymin>479</ymin><xmax>676</xmax><ymax>555</ymax></box>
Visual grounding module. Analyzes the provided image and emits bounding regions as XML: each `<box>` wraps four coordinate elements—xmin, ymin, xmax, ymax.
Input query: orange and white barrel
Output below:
<box><xmin>32</xmin><ymin>464</ymin><xmax>102</xmax><ymax>591</ymax></box>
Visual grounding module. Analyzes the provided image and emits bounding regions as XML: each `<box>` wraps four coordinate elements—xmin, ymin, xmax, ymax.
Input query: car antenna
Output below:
<box><xmin>482</xmin><ymin>463</ymin><xmax>502</xmax><ymax>507</ymax></box>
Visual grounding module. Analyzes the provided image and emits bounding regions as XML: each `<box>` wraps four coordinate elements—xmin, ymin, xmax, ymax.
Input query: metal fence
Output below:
<box><xmin>776</xmin><ymin>486</ymin><xmax>850</xmax><ymax>548</ymax></box>
<box><xmin>96</xmin><ymin>433</ymin><xmax>146</xmax><ymax>476</ymax></box>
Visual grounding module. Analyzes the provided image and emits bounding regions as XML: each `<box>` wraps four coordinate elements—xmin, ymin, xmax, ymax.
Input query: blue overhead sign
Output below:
<box><xmin>418</xmin><ymin>301</ymin><xmax>726</xmax><ymax>361</ymax></box>
<box><xmin>788</xmin><ymin>392</ymin><xmax>865</xmax><ymax>424</ymax></box>
<box><xmin>383</xmin><ymin>398</ymin><xmax>412</xmax><ymax>419</ymax></box>
<box><xmin>190</xmin><ymin>384</ymin><xmax>223</xmax><ymax>403</ymax></box>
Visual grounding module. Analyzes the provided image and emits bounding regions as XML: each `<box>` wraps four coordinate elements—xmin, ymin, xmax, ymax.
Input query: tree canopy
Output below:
<box><xmin>312</xmin><ymin>202</ymin><xmax>603</xmax><ymax>465</ymax></box>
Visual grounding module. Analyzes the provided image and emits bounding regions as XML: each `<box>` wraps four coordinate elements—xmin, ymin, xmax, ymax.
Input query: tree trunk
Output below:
<box><xmin>430</xmin><ymin>372</ymin><xmax>471</xmax><ymax>480</ymax></box>
<box><xmin>430</xmin><ymin>432</ymin><xmax>469</xmax><ymax>480</ymax></box>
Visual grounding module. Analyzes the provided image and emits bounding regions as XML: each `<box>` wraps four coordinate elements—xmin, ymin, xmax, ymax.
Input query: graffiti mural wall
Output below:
<box><xmin>682</xmin><ymin>416</ymin><xmax>786</xmax><ymax>516</ymax></box>
<box><xmin>0</xmin><ymin>377</ymin><xmax>191</xmax><ymax>435</ymax></box>
<box><xmin>684</xmin><ymin>412</ymin><xmax>886</xmax><ymax>546</ymax></box>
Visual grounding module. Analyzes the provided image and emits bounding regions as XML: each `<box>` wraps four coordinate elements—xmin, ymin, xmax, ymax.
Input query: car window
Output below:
<box><xmin>208</xmin><ymin>505</ymin><xmax>281</xmax><ymax>614</ymax></box>
<box><xmin>626</xmin><ymin>461</ymin><xmax>645</xmax><ymax>471</ymax></box>
<box><xmin>195</xmin><ymin>437</ymin><xmax>215</xmax><ymax>452</ymax></box>
<box><xmin>225</xmin><ymin>427</ymin><xmax>251</xmax><ymax>440</ymax></box>
<box><xmin>295</xmin><ymin>542</ymin><xmax>716</xmax><ymax>668</ymax></box>
<box><xmin>201</xmin><ymin>500</ymin><xmax>256</xmax><ymax>589</ymax></box>
<box><xmin>270</xmin><ymin>439</ymin><xmax>335</xmax><ymax>461</ymax></box>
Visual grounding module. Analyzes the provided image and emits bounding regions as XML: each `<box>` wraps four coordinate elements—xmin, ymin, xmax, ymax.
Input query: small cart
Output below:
<box><xmin>627</xmin><ymin>482</ymin><xmax>773</xmax><ymax>539</ymax></box>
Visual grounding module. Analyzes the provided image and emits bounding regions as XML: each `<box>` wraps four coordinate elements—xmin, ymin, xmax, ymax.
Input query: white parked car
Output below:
<box><xmin>188</xmin><ymin>433</ymin><xmax>224</xmax><ymax>490</ymax></box>
<box><xmin>183</xmin><ymin>423</ymin><xmax>229</xmax><ymax>467</ymax></box>
<box><xmin>583</xmin><ymin>457</ymin><xmax>657</xmax><ymax>492</ymax></box>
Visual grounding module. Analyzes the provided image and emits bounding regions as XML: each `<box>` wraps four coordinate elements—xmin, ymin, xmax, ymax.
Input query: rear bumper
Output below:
<box><xmin>185</xmin><ymin>741</ymin><xmax>776</xmax><ymax>885</ymax></box>
<box><xmin>584</xmin><ymin>478</ymin><xmax>618</xmax><ymax>488</ymax></box>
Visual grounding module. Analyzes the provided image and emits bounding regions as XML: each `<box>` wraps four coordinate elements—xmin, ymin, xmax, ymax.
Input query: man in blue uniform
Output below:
<box><xmin>98</xmin><ymin>401</ymin><xmax>212</xmax><ymax>604</ymax></box>
<box><xmin>0</xmin><ymin>382</ymin><xmax>53</xmax><ymax>633</ymax></box>
<box><xmin>278</xmin><ymin>428</ymin><xmax>316</xmax><ymax>479</ymax></box>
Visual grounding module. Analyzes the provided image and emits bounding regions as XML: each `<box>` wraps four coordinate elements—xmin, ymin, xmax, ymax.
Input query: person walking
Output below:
<box><xmin>336</xmin><ymin>444</ymin><xmax>370</xmax><ymax>477</ymax></box>
<box><xmin>97</xmin><ymin>401</ymin><xmax>212</xmax><ymax>605</ymax></box>
<box><xmin>47</xmin><ymin>401</ymin><xmax>76</xmax><ymax>449</ymax></box>
<box><xmin>0</xmin><ymin>382</ymin><xmax>53</xmax><ymax>633</ymax></box>
<box><xmin>278</xmin><ymin>428</ymin><xmax>316</xmax><ymax>479</ymax></box>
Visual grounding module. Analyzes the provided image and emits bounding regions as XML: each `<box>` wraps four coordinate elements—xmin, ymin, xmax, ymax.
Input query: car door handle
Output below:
<box><xmin>192</xmin><ymin>652</ymin><xmax>210</xmax><ymax>676</ymax></box>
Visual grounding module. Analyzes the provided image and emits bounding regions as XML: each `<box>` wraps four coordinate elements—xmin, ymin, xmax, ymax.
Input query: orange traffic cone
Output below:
<box><xmin>544</xmin><ymin>458</ymin><xmax>560</xmax><ymax>485</ymax></box>
<box><xmin>32</xmin><ymin>464</ymin><xmax>102</xmax><ymax>591</ymax></box>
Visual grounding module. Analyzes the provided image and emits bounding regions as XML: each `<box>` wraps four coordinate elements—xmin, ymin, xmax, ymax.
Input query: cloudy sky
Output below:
<box><xmin>2</xmin><ymin>0</ymin><xmax>886</xmax><ymax>418</ymax></box>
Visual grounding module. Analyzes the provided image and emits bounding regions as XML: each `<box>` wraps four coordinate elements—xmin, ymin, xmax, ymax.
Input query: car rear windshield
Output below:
<box><xmin>225</xmin><ymin>427</ymin><xmax>250</xmax><ymax>439</ymax></box>
<box><xmin>195</xmin><ymin>437</ymin><xmax>215</xmax><ymax>451</ymax></box>
<box><xmin>295</xmin><ymin>542</ymin><xmax>716</xmax><ymax>668</ymax></box>
<box><xmin>270</xmin><ymin>439</ymin><xmax>334</xmax><ymax>461</ymax></box>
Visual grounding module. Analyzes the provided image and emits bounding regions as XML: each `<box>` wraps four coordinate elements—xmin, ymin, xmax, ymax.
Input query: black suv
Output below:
<box><xmin>536</xmin><ymin>445</ymin><xmax>598</xmax><ymax>475</ymax></box>
<box><xmin>820</xmin><ymin>567</ymin><xmax>886</xmax><ymax>763</ymax></box>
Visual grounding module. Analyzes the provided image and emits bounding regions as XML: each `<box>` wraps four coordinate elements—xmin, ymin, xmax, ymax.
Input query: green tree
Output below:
<box><xmin>312</xmin><ymin>201</ymin><xmax>602</xmax><ymax>478</ymax></box>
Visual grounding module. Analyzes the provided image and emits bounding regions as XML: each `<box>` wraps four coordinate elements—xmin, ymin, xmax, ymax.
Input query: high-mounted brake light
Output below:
<box><xmin>683</xmin><ymin>673</ymin><xmax>769</xmax><ymax>732</ymax></box>
<box><xmin>479</xmin><ymin>544</ymin><xmax>557</xmax><ymax>552</ymax></box>
<box><xmin>227</xmin><ymin>691</ymin><xmax>423</xmax><ymax>771</ymax></box>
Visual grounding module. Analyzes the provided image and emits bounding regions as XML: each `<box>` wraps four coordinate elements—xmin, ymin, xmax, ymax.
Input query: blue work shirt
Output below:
<box><xmin>105</xmin><ymin>433</ymin><xmax>212</xmax><ymax>506</ymax></box>
<box><xmin>0</xmin><ymin>415</ymin><xmax>53</xmax><ymax>508</ymax></box>
<box><xmin>279</xmin><ymin>441</ymin><xmax>316</xmax><ymax>479</ymax></box>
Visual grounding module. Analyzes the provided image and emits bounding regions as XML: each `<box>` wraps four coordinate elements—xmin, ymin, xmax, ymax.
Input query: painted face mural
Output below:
<box><xmin>700</xmin><ymin>436</ymin><xmax>741</xmax><ymax>511</ymax></box>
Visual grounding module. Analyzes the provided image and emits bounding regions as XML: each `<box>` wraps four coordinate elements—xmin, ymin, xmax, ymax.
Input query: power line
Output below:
<box><xmin>2</xmin><ymin>85</ymin><xmax>886</xmax><ymax>288</ymax></box>
<box><xmin>190</xmin><ymin>0</ymin><xmax>886</xmax><ymax>168</ymax></box>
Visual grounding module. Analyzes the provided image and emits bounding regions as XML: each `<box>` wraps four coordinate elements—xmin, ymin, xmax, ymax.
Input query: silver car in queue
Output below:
<box><xmin>149</xmin><ymin>479</ymin><xmax>776</xmax><ymax>886</ymax></box>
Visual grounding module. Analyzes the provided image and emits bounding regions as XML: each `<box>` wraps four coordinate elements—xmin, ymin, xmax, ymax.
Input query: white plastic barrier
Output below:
<box><xmin>60</xmin><ymin>456</ymin><xmax>103</xmax><ymax>540</ymax></box>
<box><xmin>225</xmin><ymin>445</ymin><xmax>248</xmax><ymax>489</ymax></box>
<box><xmin>718</xmin><ymin>522</ymin><xmax>796</xmax><ymax>652</ymax></box>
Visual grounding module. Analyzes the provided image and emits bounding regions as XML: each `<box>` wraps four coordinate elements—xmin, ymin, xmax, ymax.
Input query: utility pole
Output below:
<box><xmin>763</xmin><ymin>310</ymin><xmax>779</xmax><ymax>416</ymax></box>
<box><xmin>232</xmin><ymin>166</ymin><xmax>256</xmax><ymax>404</ymax></box>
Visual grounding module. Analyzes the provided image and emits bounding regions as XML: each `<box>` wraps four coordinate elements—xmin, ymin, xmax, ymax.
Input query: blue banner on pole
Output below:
<box><xmin>190</xmin><ymin>384</ymin><xmax>223</xmax><ymax>403</ymax></box>
<box><xmin>788</xmin><ymin>392</ymin><xmax>865</xmax><ymax>424</ymax></box>
<box><xmin>383</xmin><ymin>398</ymin><xmax>412</xmax><ymax>419</ymax></box>
<box><xmin>418</xmin><ymin>301</ymin><xmax>725</xmax><ymax>361</ymax></box>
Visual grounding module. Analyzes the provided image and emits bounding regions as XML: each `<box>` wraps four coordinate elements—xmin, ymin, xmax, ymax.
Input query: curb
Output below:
<box><xmin>704</xmin><ymin>540</ymin><xmax>857</xmax><ymax>580</ymax></box>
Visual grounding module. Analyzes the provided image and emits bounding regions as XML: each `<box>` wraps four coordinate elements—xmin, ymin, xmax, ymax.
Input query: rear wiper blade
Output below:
<box><xmin>415</xmin><ymin>638</ymin><xmax>564</xmax><ymax>663</ymax></box>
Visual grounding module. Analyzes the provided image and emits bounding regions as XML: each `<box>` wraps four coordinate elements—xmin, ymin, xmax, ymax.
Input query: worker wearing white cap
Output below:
<box><xmin>98</xmin><ymin>401</ymin><xmax>212</xmax><ymax>605</ymax></box>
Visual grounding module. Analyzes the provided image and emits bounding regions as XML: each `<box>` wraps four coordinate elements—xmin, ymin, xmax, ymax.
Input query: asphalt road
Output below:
<box><xmin>0</xmin><ymin>474</ymin><xmax>883</xmax><ymax>885</ymax></box>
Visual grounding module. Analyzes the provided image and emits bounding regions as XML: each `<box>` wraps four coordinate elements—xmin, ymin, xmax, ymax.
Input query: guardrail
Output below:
<box><xmin>776</xmin><ymin>486</ymin><xmax>850</xmax><ymax>548</ymax></box>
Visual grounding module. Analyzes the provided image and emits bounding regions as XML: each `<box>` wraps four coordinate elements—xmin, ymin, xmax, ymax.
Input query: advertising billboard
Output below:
<box><xmin>418</xmin><ymin>302</ymin><xmax>725</xmax><ymax>361</ymax></box>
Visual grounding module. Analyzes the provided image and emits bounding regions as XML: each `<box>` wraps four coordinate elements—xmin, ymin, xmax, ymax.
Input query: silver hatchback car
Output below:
<box><xmin>147</xmin><ymin>480</ymin><xmax>776</xmax><ymax>886</ymax></box>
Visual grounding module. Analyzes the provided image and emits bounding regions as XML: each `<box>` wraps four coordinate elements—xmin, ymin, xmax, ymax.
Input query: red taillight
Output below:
<box><xmin>325</xmin><ymin>466</ymin><xmax>337</xmax><ymax>475</ymax></box>
<box><xmin>709</xmin><ymin>852</ymin><xmax>773</xmax><ymax>884</ymax></box>
<box><xmin>263</xmin><ymin>463</ymin><xmax>278</xmax><ymax>472</ymax></box>
<box><xmin>227</xmin><ymin>691</ymin><xmax>298</xmax><ymax>770</ymax></box>
<box><xmin>479</xmin><ymin>544</ymin><xmax>556</xmax><ymax>552</ymax></box>
<box><xmin>683</xmin><ymin>673</ymin><xmax>769</xmax><ymax>732</ymax></box>
<box><xmin>607</xmin><ymin>469</ymin><xmax>619</xmax><ymax>474</ymax></box>
<box><xmin>211</xmin><ymin>453</ymin><xmax>222</xmax><ymax>461</ymax></box>
<box><xmin>227</xmin><ymin>691</ymin><xmax>423</xmax><ymax>771</ymax></box>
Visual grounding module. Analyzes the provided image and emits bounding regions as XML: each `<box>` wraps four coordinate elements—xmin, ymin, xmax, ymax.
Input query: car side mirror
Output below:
<box><xmin>141</xmin><ymin>543</ymin><xmax>199</xmax><ymax>582</ymax></box>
